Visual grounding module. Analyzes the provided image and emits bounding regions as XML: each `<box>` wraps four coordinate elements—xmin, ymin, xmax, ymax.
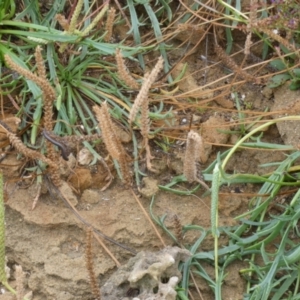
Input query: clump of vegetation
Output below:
<box><xmin>1</xmin><ymin>0</ymin><xmax>300</xmax><ymax>299</ymax></box>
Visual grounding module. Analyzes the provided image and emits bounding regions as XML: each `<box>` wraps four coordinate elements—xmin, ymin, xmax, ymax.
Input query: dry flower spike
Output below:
<box><xmin>93</xmin><ymin>103</ymin><xmax>131</xmax><ymax>185</ymax></box>
<box><xmin>183</xmin><ymin>131</ymin><xmax>209</xmax><ymax>190</ymax></box>
<box><xmin>128</xmin><ymin>57</ymin><xmax>164</xmax><ymax>172</ymax></box>
<box><xmin>105</xmin><ymin>7</ymin><xmax>116</xmax><ymax>42</ymax></box>
<box><xmin>214</xmin><ymin>44</ymin><xmax>259</xmax><ymax>84</ymax></box>
<box><xmin>115</xmin><ymin>48</ymin><xmax>139</xmax><ymax>89</ymax></box>
<box><xmin>4</xmin><ymin>47</ymin><xmax>61</xmax><ymax>187</ymax></box>
<box><xmin>128</xmin><ymin>56</ymin><xmax>164</xmax><ymax>125</ymax></box>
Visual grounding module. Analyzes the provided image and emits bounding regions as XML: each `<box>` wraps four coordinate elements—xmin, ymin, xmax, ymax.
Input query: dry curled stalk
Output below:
<box><xmin>5</xmin><ymin>131</ymin><xmax>56</xmax><ymax>168</ymax></box>
<box><xmin>115</xmin><ymin>48</ymin><xmax>139</xmax><ymax>89</ymax></box>
<box><xmin>183</xmin><ymin>131</ymin><xmax>209</xmax><ymax>190</ymax></box>
<box><xmin>5</xmin><ymin>48</ymin><xmax>56</xmax><ymax>131</ymax></box>
<box><xmin>5</xmin><ymin>48</ymin><xmax>61</xmax><ymax>186</ymax></box>
<box><xmin>93</xmin><ymin>103</ymin><xmax>131</xmax><ymax>185</ymax></box>
<box><xmin>4</xmin><ymin>130</ymin><xmax>59</xmax><ymax>209</ymax></box>
<box><xmin>105</xmin><ymin>7</ymin><xmax>116</xmax><ymax>42</ymax></box>
<box><xmin>85</xmin><ymin>228</ymin><xmax>101</xmax><ymax>300</ymax></box>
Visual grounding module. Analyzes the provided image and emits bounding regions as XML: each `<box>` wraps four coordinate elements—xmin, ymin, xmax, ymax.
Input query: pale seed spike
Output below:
<box><xmin>105</xmin><ymin>7</ymin><xmax>116</xmax><ymax>42</ymax></box>
<box><xmin>183</xmin><ymin>130</ymin><xmax>202</xmax><ymax>183</ymax></box>
<box><xmin>93</xmin><ymin>103</ymin><xmax>131</xmax><ymax>185</ymax></box>
<box><xmin>140</xmin><ymin>97</ymin><xmax>156</xmax><ymax>172</ymax></box>
<box><xmin>115</xmin><ymin>48</ymin><xmax>139</xmax><ymax>89</ymax></box>
<box><xmin>4</xmin><ymin>53</ymin><xmax>56</xmax><ymax>102</ymax></box>
<box><xmin>55</xmin><ymin>14</ymin><xmax>69</xmax><ymax>31</ymax></box>
<box><xmin>35</xmin><ymin>46</ymin><xmax>47</xmax><ymax>80</ymax></box>
<box><xmin>93</xmin><ymin>104</ymin><xmax>121</xmax><ymax>160</ymax></box>
<box><xmin>128</xmin><ymin>57</ymin><xmax>164</xmax><ymax>124</ymax></box>
<box><xmin>81</xmin><ymin>3</ymin><xmax>109</xmax><ymax>37</ymax></box>
<box><xmin>69</xmin><ymin>0</ymin><xmax>84</xmax><ymax>33</ymax></box>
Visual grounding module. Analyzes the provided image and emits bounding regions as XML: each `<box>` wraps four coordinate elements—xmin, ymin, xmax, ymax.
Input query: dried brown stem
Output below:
<box><xmin>190</xmin><ymin>271</ymin><xmax>205</xmax><ymax>300</ymax></box>
<box><xmin>57</xmin><ymin>184</ymin><xmax>136</xmax><ymax>254</ymax></box>
<box><xmin>92</xmin><ymin>232</ymin><xmax>120</xmax><ymax>267</ymax></box>
<box><xmin>85</xmin><ymin>227</ymin><xmax>101</xmax><ymax>300</ymax></box>
<box><xmin>113</xmin><ymin>0</ymin><xmax>131</xmax><ymax>28</ymax></box>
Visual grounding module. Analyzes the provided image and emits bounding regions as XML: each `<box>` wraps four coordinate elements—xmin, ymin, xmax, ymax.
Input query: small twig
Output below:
<box><xmin>130</xmin><ymin>189</ymin><xmax>166</xmax><ymax>247</ymax></box>
<box><xmin>190</xmin><ymin>271</ymin><xmax>205</xmax><ymax>300</ymax></box>
<box><xmin>113</xmin><ymin>0</ymin><xmax>131</xmax><ymax>28</ymax></box>
<box><xmin>92</xmin><ymin>232</ymin><xmax>121</xmax><ymax>267</ymax></box>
